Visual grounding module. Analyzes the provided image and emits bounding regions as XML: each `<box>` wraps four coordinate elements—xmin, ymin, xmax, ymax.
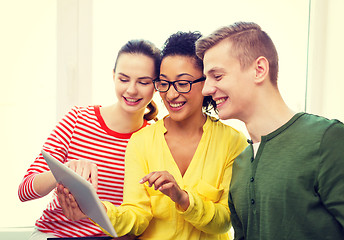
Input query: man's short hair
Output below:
<box><xmin>196</xmin><ymin>22</ymin><xmax>279</xmax><ymax>84</ymax></box>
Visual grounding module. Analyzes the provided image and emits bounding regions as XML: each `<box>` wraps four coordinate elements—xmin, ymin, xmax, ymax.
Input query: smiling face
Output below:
<box><xmin>159</xmin><ymin>55</ymin><xmax>205</xmax><ymax>122</ymax></box>
<box><xmin>202</xmin><ymin>40</ymin><xmax>255</xmax><ymax>121</ymax></box>
<box><xmin>114</xmin><ymin>53</ymin><xmax>156</xmax><ymax>115</ymax></box>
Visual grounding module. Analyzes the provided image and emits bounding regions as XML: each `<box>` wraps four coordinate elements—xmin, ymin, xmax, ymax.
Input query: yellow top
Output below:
<box><xmin>101</xmin><ymin>116</ymin><xmax>248</xmax><ymax>239</ymax></box>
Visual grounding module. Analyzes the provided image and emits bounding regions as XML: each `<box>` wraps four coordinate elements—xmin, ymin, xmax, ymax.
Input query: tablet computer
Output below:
<box><xmin>41</xmin><ymin>150</ymin><xmax>118</xmax><ymax>238</ymax></box>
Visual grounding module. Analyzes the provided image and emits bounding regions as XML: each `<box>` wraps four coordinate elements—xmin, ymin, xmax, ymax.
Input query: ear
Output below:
<box><xmin>254</xmin><ymin>56</ymin><xmax>269</xmax><ymax>83</ymax></box>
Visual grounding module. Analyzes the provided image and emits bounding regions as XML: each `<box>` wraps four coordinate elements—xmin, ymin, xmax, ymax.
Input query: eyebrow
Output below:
<box><xmin>159</xmin><ymin>73</ymin><xmax>194</xmax><ymax>79</ymax></box>
<box><xmin>206</xmin><ymin>67</ymin><xmax>224</xmax><ymax>75</ymax></box>
<box><xmin>118</xmin><ymin>72</ymin><xmax>154</xmax><ymax>80</ymax></box>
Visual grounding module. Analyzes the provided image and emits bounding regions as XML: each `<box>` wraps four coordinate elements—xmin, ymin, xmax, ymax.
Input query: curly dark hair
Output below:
<box><xmin>161</xmin><ymin>31</ymin><xmax>217</xmax><ymax>114</ymax></box>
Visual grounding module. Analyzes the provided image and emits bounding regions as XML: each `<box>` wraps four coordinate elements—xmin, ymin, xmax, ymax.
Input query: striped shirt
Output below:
<box><xmin>18</xmin><ymin>105</ymin><xmax>148</xmax><ymax>238</ymax></box>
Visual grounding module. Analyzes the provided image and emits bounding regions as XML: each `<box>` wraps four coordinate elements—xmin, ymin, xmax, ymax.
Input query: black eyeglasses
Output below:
<box><xmin>152</xmin><ymin>77</ymin><xmax>206</xmax><ymax>93</ymax></box>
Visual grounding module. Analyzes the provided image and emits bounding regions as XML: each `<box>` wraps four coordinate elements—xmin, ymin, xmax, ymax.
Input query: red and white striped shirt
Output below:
<box><xmin>18</xmin><ymin>105</ymin><xmax>148</xmax><ymax>238</ymax></box>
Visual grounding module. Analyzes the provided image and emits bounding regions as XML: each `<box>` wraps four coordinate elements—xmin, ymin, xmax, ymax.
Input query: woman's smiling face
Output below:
<box><xmin>159</xmin><ymin>55</ymin><xmax>205</xmax><ymax>122</ymax></box>
<box><xmin>114</xmin><ymin>53</ymin><xmax>156</xmax><ymax>115</ymax></box>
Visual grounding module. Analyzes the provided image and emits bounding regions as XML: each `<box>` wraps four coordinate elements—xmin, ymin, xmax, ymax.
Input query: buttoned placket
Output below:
<box><xmin>247</xmin><ymin>139</ymin><xmax>257</xmax><ymax>212</ymax></box>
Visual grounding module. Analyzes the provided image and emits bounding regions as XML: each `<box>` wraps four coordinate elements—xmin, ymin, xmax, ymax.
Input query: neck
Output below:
<box><xmin>244</xmin><ymin>88</ymin><xmax>295</xmax><ymax>143</ymax></box>
<box><xmin>164</xmin><ymin>111</ymin><xmax>207</xmax><ymax>135</ymax></box>
<box><xmin>101</xmin><ymin>103</ymin><xmax>145</xmax><ymax>133</ymax></box>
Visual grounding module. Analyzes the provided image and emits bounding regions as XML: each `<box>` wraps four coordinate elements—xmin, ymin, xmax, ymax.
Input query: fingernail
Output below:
<box><xmin>139</xmin><ymin>179</ymin><xmax>143</xmax><ymax>183</ymax></box>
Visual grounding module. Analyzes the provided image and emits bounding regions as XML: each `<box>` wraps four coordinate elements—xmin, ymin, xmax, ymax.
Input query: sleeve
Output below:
<box><xmin>18</xmin><ymin>107</ymin><xmax>79</xmax><ymax>202</ymax></box>
<box><xmin>177</xmin><ymin>129</ymin><xmax>248</xmax><ymax>234</ymax></box>
<box><xmin>318</xmin><ymin>121</ymin><xmax>344</xmax><ymax>227</ymax></box>
<box><xmin>100</xmin><ymin>132</ymin><xmax>153</xmax><ymax>237</ymax></box>
<box><xmin>228</xmin><ymin>192</ymin><xmax>245</xmax><ymax>240</ymax></box>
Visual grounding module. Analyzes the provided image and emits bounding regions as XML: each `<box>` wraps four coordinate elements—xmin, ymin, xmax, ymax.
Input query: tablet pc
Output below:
<box><xmin>41</xmin><ymin>150</ymin><xmax>118</xmax><ymax>238</ymax></box>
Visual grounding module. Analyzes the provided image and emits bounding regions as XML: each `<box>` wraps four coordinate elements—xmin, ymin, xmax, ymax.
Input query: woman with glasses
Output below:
<box><xmin>58</xmin><ymin>31</ymin><xmax>247</xmax><ymax>239</ymax></box>
<box><xmin>18</xmin><ymin>39</ymin><xmax>160</xmax><ymax>240</ymax></box>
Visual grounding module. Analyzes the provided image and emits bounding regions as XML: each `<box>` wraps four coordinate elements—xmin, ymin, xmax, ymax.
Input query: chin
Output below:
<box><xmin>218</xmin><ymin>110</ymin><xmax>231</xmax><ymax>120</ymax></box>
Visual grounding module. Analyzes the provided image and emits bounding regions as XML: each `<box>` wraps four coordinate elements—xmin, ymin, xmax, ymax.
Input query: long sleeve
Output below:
<box><xmin>317</xmin><ymin>121</ymin><xmax>344</xmax><ymax>227</ymax></box>
<box><xmin>102</xmin><ymin>134</ymin><xmax>153</xmax><ymax>237</ymax></box>
<box><xmin>178</xmin><ymin>130</ymin><xmax>247</xmax><ymax>234</ymax></box>
<box><xmin>177</xmin><ymin>158</ymin><xmax>231</xmax><ymax>234</ymax></box>
<box><xmin>228</xmin><ymin>191</ymin><xmax>245</xmax><ymax>240</ymax></box>
<box><xmin>18</xmin><ymin>107</ymin><xmax>78</xmax><ymax>202</ymax></box>
<box><xmin>99</xmin><ymin>118</ymin><xmax>247</xmax><ymax>239</ymax></box>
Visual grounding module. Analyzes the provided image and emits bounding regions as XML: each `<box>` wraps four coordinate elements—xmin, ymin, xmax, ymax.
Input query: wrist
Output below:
<box><xmin>178</xmin><ymin>190</ymin><xmax>190</xmax><ymax>211</ymax></box>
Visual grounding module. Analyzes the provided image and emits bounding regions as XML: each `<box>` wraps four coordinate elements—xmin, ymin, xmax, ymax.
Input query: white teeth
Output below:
<box><xmin>216</xmin><ymin>98</ymin><xmax>226</xmax><ymax>105</ymax></box>
<box><xmin>125</xmin><ymin>98</ymin><xmax>138</xmax><ymax>102</ymax></box>
<box><xmin>170</xmin><ymin>102</ymin><xmax>183</xmax><ymax>108</ymax></box>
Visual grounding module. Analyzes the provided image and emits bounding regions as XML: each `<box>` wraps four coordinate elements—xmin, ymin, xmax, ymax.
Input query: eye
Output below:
<box><xmin>139</xmin><ymin>81</ymin><xmax>151</xmax><ymax>85</ymax></box>
<box><xmin>214</xmin><ymin>74</ymin><xmax>223</xmax><ymax>80</ymax></box>
<box><xmin>159</xmin><ymin>81</ymin><xmax>169</xmax><ymax>87</ymax></box>
<box><xmin>176</xmin><ymin>81</ymin><xmax>189</xmax><ymax>87</ymax></box>
<box><xmin>119</xmin><ymin>78</ymin><xmax>129</xmax><ymax>82</ymax></box>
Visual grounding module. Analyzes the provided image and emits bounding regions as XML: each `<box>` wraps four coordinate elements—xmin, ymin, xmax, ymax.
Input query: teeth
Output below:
<box><xmin>216</xmin><ymin>98</ymin><xmax>226</xmax><ymax>105</ymax></box>
<box><xmin>126</xmin><ymin>98</ymin><xmax>139</xmax><ymax>102</ymax></box>
<box><xmin>170</xmin><ymin>102</ymin><xmax>184</xmax><ymax>108</ymax></box>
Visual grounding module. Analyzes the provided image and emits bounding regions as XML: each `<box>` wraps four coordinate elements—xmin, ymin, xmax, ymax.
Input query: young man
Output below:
<box><xmin>196</xmin><ymin>21</ymin><xmax>344</xmax><ymax>240</ymax></box>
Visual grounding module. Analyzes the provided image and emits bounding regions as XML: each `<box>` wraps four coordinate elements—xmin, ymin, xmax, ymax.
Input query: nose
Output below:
<box><xmin>165</xmin><ymin>84</ymin><xmax>180</xmax><ymax>99</ymax></box>
<box><xmin>126</xmin><ymin>82</ymin><xmax>138</xmax><ymax>95</ymax></box>
<box><xmin>202</xmin><ymin>78</ymin><xmax>216</xmax><ymax>97</ymax></box>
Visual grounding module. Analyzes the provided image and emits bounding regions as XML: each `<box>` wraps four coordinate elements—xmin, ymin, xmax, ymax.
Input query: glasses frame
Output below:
<box><xmin>152</xmin><ymin>77</ymin><xmax>206</xmax><ymax>93</ymax></box>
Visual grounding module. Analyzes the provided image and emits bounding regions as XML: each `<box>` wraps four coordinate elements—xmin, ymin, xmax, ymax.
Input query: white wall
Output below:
<box><xmin>0</xmin><ymin>0</ymin><xmax>57</xmax><ymax>228</ymax></box>
<box><xmin>1</xmin><ymin>0</ymin><xmax>342</xmax><ymax>230</ymax></box>
<box><xmin>306</xmin><ymin>0</ymin><xmax>344</xmax><ymax>121</ymax></box>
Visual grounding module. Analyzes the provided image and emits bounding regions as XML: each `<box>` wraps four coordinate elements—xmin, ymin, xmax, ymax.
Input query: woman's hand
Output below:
<box><xmin>56</xmin><ymin>183</ymin><xmax>88</xmax><ymax>221</ymax></box>
<box><xmin>65</xmin><ymin>159</ymin><xmax>98</xmax><ymax>190</ymax></box>
<box><xmin>140</xmin><ymin>171</ymin><xmax>190</xmax><ymax>210</ymax></box>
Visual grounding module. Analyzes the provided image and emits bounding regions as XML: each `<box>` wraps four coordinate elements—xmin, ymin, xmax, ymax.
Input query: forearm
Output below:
<box><xmin>33</xmin><ymin>171</ymin><xmax>57</xmax><ymax>196</ymax></box>
<box><xmin>102</xmin><ymin>201</ymin><xmax>152</xmax><ymax>237</ymax></box>
<box><xmin>18</xmin><ymin>170</ymin><xmax>56</xmax><ymax>202</ymax></box>
<box><xmin>178</xmin><ymin>190</ymin><xmax>230</xmax><ymax>234</ymax></box>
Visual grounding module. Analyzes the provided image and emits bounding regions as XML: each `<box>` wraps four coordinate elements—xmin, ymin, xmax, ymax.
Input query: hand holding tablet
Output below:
<box><xmin>41</xmin><ymin>150</ymin><xmax>118</xmax><ymax>238</ymax></box>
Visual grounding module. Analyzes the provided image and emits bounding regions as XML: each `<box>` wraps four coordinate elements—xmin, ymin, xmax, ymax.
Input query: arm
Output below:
<box><xmin>228</xmin><ymin>192</ymin><xmax>245</xmax><ymax>240</ymax></box>
<box><xmin>178</xmin><ymin>129</ymin><xmax>248</xmax><ymax>234</ymax></box>
<box><xmin>18</xmin><ymin>107</ymin><xmax>98</xmax><ymax>201</ymax></box>
<box><xmin>140</xmin><ymin>171</ymin><xmax>190</xmax><ymax>210</ymax></box>
<box><xmin>177</xmin><ymin>160</ymin><xmax>232</xmax><ymax>234</ymax></box>
<box><xmin>318</xmin><ymin>121</ymin><xmax>344</xmax><ymax>227</ymax></box>
<box><xmin>101</xmin><ymin>135</ymin><xmax>153</xmax><ymax>237</ymax></box>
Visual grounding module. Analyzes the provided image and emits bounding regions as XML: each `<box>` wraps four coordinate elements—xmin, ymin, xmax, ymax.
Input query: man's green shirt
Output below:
<box><xmin>229</xmin><ymin>113</ymin><xmax>344</xmax><ymax>240</ymax></box>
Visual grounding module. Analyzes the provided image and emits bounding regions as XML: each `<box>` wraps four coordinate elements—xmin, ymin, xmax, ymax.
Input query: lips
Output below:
<box><xmin>215</xmin><ymin>97</ymin><xmax>228</xmax><ymax>107</ymax></box>
<box><xmin>168</xmin><ymin>101</ymin><xmax>185</xmax><ymax>111</ymax></box>
<box><xmin>123</xmin><ymin>96</ymin><xmax>142</xmax><ymax>105</ymax></box>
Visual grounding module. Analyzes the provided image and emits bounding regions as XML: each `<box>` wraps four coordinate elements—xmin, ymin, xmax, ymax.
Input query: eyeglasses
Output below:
<box><xmin>153</xmin><ymin>77</ymin><xmax>206</xmax><ymax>93</ymax></box>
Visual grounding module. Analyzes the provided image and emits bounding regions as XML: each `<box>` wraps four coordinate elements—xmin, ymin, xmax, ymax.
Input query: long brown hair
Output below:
<box><xmin>114</xmin><ymin>39</ymin><xmax>161</xmax><ymax>121</ymax></box>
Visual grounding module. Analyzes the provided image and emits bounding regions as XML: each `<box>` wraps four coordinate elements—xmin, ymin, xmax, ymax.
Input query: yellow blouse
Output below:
<box><xmin>101</xmin><ymin>116</ymin><xmax>247</xmax><ymax>239</ymax></box>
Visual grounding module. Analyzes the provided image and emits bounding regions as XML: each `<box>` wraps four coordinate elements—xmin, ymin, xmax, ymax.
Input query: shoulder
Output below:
<box><xmin>298</xmin><ymin>112</ymin><xmax>342</xmax><ymax>128</ymax></box>
<box><xmin>206</xmin><ymin>116</ymin><xmax>248</xmax><ymax>154</ymax></box>
<box><xmin>207</xmin><ymin>116</ymin><xmax>247</xmax><ymax>141</ymax></box>
<box><xmin>295</xmin><ymin>113</ymin><xmax>343</xmax><ymax>136</ymax></box>
<box><xmin>130</xmin><ymin>119</ymin><xmax>162</xmax><ymax>141</ymax></box>
<box><xmin>64</xmin><ymin>105</ymin><xmax>98</xmax><ymax>119</ymax></box>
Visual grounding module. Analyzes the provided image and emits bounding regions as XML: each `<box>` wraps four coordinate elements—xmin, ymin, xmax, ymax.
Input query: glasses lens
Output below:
<box><xmin>155</xmin><ymin>80</ymin><xmax>169</xmax><ymax>92</ymax></box>
<box><xmin>175</xmin><ymin>81</ymin><xmax>191</xmax><ymax>93</ymax></box>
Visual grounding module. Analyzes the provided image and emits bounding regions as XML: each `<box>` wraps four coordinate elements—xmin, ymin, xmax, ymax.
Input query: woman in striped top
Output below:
<box><xmin>18</xmin><ymin>39</ymin><xmax>161</xmax><ymax>240</ymax></box>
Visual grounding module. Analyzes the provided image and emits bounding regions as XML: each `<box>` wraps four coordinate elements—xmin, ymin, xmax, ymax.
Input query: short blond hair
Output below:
<box><xmin>196</xmin><ymin>22</ymin><xmax>279</xmax><ymax>84</ymax></box>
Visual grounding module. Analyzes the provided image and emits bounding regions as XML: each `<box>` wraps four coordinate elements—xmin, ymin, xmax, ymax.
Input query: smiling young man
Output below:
<box><xmin>196</xmin><ymin>22</ymin><xmax>344</xmax><ymax>240</ymax></box>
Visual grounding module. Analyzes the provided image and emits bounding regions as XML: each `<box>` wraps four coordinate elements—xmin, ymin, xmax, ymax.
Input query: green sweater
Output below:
<box><xmin>229</xmin><ymin>113</ymin><xmax>344</xmax><ymax>240</ymax></box>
